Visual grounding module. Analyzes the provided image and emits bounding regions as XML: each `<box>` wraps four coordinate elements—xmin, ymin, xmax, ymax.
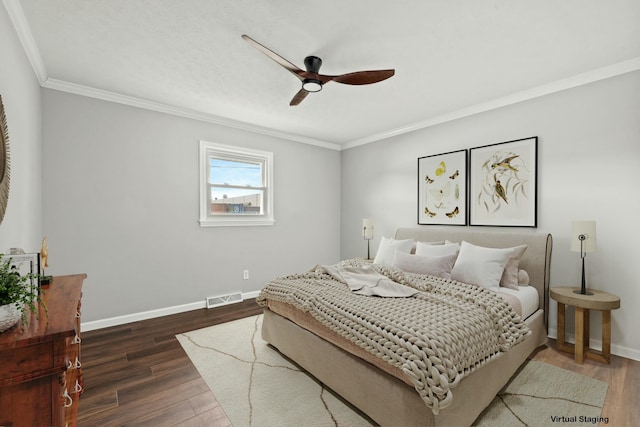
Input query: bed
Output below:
<box><xmin>257</xmin><ymin>227</ymin><xmax>552</xmax><ymax>426</ymax></box>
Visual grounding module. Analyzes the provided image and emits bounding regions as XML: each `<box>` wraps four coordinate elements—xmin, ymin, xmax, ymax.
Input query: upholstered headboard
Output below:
<box><xmin>395</xmin><ymin>227</ymin><xmax>552</xmax><ymax>328</ymax></box>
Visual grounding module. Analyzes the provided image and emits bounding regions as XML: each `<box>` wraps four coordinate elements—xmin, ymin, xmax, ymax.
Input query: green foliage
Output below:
<box><xmin>0</xmin><ymin>254</ymin><xmax>45</xmax><ymax>323</ymax></box>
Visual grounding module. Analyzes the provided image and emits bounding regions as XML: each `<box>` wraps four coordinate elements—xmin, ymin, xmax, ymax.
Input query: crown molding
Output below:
<box><xmin>343</xmin><ymin>57</ymin><xmax>640</xmax><ymax>150</ymax></box>
<box><xmin>42</xmin><ymin>78</ymin><xmax>341</xmax><ymax>150</ymax></box>
<box><xmin>45</xmin><ymin>55</ymin><xmax>639</xmax><ymax>152</ymax></box>
<box><xmin>3</xmin><ymin>0</ymin><xmax>47</xmax><ymax>84</ymax></box>
<box><xmin>342</xmin><ymin>57</ymin><xmax>640</xmax><ymax>150</ymax></box>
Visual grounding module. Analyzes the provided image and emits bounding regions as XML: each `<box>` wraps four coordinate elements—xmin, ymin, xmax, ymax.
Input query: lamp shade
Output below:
<box><xmin>571</xmin><ymin>220</ymin><xmax>597</xmax><ymax>253</ymax></box>
<box><xmin>363</xmin><ymin>218</ymin><xmax>374</xmax><ymax>239</ymax></box>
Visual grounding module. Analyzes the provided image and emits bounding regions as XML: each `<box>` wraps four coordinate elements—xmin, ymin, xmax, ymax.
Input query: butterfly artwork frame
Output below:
<box><xmin>417</xmin><ymin>149</ymin><xmax>468</xmax><ymax>225</ymax></box>
<box><xmin>469</xmin><ymin>137</ymin><xmax>538</xmax><ymax>227</ymax></box>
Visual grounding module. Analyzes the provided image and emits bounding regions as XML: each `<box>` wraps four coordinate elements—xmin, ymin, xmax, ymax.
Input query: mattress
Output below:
<box><xmin>493</xmin><ymin>285</ymin><xmax>540</xmax><ymax>319</ymax></box>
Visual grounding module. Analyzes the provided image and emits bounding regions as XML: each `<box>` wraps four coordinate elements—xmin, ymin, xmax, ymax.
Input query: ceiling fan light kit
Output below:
<box><xmin>302</xmin><ymin>79</ymin><xmax>323</xmax><ymax>92</ymax></box>
<box><xmin>242</xmin><ymin>34</ymin><xmax>395</xmax><ymax>106</ymax></box>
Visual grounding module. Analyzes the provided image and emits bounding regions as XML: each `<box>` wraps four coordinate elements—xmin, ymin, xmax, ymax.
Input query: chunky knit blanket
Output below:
<box><xmin>256</xmin><ymin>259</ymin><xmax>531</xmax><ymax>414</ymax></box>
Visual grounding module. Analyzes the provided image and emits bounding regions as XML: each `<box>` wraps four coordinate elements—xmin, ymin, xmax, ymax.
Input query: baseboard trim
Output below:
<box><xmin>81</xmin><ymin>290</ymin><xmax>262</xmax><ymax>332</ymax></box>
<box><xmin>547</xmin><ymin>327</ymin><xmax>640</xmax><ymax>362</ymax></box>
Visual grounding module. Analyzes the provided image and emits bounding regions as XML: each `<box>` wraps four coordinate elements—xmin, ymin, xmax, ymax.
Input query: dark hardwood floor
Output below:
<box><xmin>77</xmin><ymin>299</ymin><xmax>262</xmax><ymax>426</ymax></box>
<box><xmin>78</xmin><ymin>300</ymin><xmax>638</xmax><ymax>426</ymax></box>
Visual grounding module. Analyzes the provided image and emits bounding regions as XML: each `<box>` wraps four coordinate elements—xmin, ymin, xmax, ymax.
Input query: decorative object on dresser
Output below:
<box><xmin>362</xmin><ymin>218</ymin><xmax>374</xmax><ymax>259</ymax></box>
<box><xmin>570</xmin><ymin>220</ymin><xmax>597</xmax><ymax>295</ymax></box>
<box><xmin>417</xmin><ymin>149</ymin><xmax>467</xmax><ymax>225</ymax></box>
<box><xmin>0</xmin><ymin>253</ymin><xmax>44</xmax><ymax>331</ymax></box>
<box><xmin>0</xmin><ymin>274</ymin><xmax>86</xmax><ymax>427</ymax></box>
<box><xmin>40</xmin><ymin>236</ymin><xmax>53</xmax><ymax>285</ymax></box>
<box><xmin>469</xmin><ymin>136</ymin><xmax>538</xmax><ymax>227</ymax></box>
<box><xmin>550</xmin><ymin>286</ymin><xmax>620</xmax><ymax>364</ymax></box>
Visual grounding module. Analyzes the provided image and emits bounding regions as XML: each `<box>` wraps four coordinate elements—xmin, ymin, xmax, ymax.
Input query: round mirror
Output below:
<box><xmin>0</xmin><ymin>95</ymin><xmax>10</xmax><ymax>224</ymax></box>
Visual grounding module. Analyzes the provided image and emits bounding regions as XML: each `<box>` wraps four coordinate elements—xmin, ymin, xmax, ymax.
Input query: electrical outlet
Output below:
<box><xmin>243</xmin><ymin>269</ymin><xmax>249</xmax><ymax>280</ymax></box>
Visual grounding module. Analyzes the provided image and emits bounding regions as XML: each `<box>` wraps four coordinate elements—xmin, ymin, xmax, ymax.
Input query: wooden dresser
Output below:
<box><xmin>0</xmin><ymin>274</ymin><xmax>86</xmax><ymax>427</ymax></box>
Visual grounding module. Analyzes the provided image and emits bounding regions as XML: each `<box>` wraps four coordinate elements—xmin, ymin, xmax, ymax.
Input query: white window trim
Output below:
<box><xmin>199</xmin><ymin>140</ymin><xmax>274</xmax><ymax>227</ymax></box>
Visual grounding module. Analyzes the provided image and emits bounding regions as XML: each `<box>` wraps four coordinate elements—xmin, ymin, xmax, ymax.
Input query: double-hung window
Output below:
<box><xmin>199</xmin><ymin>141</ymin><xmax>274</xmax><ymax>226</ymax></box>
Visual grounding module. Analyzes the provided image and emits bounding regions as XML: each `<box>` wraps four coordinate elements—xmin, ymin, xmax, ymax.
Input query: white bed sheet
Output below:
<box><xmin>491</xmin><ymin>285</ymin><xmax>540</xmax><ymax>319</ymax></box>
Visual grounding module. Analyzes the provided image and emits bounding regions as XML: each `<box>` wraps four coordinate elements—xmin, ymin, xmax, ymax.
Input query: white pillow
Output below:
<box><xmin>499</xmin><ymin>245</ymin><xmax>528</xmax><ymax>290</ymax></box>
<box><xmin>415</xmin><ymin>241</ymin><xmax>460</xmax><ymax>257</ymax></box>
<box><xmin>451</xmin><ymin>241</ymin><xmax>513</xmax><ymax>289</ymax></box>
<box><xmin>391</xmin><ymin>251</ymin><xmax>458</xmax><ymax>279</ymax></box>
<box><xmin>410</xmin><ymin>240</ymin><xmax>444</xmax><ymax>254</ymax></box>
<box><xmin>373</xmin><ymin>237</ymin><xmax>414</xmax><ymax>266</ymax></box>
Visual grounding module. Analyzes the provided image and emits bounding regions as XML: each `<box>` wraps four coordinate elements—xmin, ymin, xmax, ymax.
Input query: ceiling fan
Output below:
<box><xmin>241</xmin><ymin>34</ymin><xmax>395</xmax><ymax>106</ymax></box>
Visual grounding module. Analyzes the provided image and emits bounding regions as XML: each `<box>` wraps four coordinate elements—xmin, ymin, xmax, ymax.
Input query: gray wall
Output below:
<box><xmin>41</xmin><ymin>90</ymin><xmax>341</xmax><ymax>323</ymax></box>
<box><xmin>341</xmin><ymin>71</ymin><xmax>640</xmax><ymax>360</ymax></box>
<box><xmin>0</xmin><ymin>5</ymin><xmax>42</xmax><ymax>250</ymax></box>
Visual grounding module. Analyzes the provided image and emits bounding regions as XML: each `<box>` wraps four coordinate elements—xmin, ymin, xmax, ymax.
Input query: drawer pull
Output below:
<box><xmin>63</xmin><ymin>389</ymin><xmax>73</xmax><ymax>408</ymax></box>
<box><xmin>75</xmin><ymin>310</ymin><xmax>81</xmax><ymax>318</ymax></box>
<box><xmin>73</xmin><ymin>379</ymin><xmax>83</xmax><ymax>394</ymax></box>
<box><xmin>74</xmin><ymin>356</ymin><xmax>82</xmax><ymax>369</ymax></box>
<box><xmin>71</xmin><ymin>334</ymin><xmax>81</xmax><ymax>344</ymax></box>
<box><xmin>67</xmin><ymin>359</ymin><xmax>74</xmax><ymax>370</ymax></box>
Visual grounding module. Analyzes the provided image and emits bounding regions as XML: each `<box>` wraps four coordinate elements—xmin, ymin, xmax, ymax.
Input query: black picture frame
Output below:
<box><xmin>469</xmin><ymin>137</ymin><xmax>538</xmax><ymax>227</ymax></box>
<box><xmin>418</xmin><ymin>149</ymin><xmax>468</xmax><ymax>225</ymax></box>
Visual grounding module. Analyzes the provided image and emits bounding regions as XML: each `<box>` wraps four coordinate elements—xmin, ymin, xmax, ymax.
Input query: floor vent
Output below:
<box><xmin>206</xmin><ymin>292</ymin><xmax>243</xmax><ymax>309</ymax></box>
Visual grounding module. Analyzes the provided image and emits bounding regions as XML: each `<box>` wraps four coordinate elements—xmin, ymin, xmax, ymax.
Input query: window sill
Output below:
<box><xmin>199</xmin><ymin>217</ymin><xmax>275</xmax><ymax>227</ymax></box>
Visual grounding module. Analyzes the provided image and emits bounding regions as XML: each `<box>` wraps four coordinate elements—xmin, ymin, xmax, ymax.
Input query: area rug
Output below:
<box><xmin>177</xmin><ymin>315</ymin><xmax>608</xmax><ymax>427</ymax></box>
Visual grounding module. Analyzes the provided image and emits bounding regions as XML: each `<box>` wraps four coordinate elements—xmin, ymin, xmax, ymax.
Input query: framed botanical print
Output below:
<box><xmin>418</xmin><ymin>149</ymin><xmax>467</xmax><ymax>225</ymax></box>
<box><xmin>469</xmin><ymin>137</ymin><xmax>538</xmax><ymax>227</ymax></box>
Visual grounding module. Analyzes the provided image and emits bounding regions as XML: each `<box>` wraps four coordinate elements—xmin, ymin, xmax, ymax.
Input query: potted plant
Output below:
<box><xmin>0</xmin><ymin>254</ymin><xmax>44</xmax><ymax>332</ymax></box>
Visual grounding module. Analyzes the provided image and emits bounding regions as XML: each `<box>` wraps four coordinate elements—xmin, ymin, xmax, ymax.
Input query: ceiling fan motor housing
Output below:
<box><xmin>304</xmin><ymin>56</ymin><xmax>322</xmax><ymax>73</ymax></box>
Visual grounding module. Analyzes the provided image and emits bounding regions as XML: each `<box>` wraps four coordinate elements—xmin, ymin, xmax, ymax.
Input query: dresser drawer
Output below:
<box><xmin>0</xmin><ymin>341</ymin><xmax>55</xmax><ymax>383</ymax></box>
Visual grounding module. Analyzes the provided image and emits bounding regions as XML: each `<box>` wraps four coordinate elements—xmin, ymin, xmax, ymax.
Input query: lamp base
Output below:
<box><xmin>365</xmin><ymin>238</ymin><xmax>371</xmax><ymax>260</ymax></box>
<box><xmin>574</xmin><ymin>255</ymin><xmax>593</xmax><ymax>295</ymax></box>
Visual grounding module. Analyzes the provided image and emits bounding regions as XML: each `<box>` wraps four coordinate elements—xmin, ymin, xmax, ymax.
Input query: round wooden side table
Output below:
<box><xmin>550</xmin><ymin>286</ymin><xmax>620</xmax><ymax>364</ymax></box>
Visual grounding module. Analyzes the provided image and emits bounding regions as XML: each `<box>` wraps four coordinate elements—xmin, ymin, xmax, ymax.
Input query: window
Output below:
<box><xmin>199</xmin><ymin>141</ymin><xmax>274</xmax><ymax>226</ymax></box>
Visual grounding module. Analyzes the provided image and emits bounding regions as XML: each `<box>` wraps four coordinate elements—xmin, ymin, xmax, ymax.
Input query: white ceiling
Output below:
<box><xmin>6</xmin><ymin>0</ymin><xmax>640</xmax><ymax>149</ymax></box>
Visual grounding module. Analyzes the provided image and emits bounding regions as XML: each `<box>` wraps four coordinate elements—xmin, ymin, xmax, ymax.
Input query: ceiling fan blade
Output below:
<box><xmin>289</xmin><ymin>89</ymin><xmax>309</xmax><ymax>106</ymax></box>
<box><xmin>329</xmin><ymin>69</ymin><xmax>395</xmax><ymax>85</ymax></box>
<box><xmin>241</xmin><ymin>35</ymin><xmax>305</xmax><ymax>81</ymax></box>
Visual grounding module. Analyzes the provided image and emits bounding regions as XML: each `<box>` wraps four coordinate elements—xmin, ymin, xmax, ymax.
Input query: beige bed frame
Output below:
<box><xmin>262</xmin><ymin>227</ymin><xmax>552</xmax><ymax>426</ymax></box>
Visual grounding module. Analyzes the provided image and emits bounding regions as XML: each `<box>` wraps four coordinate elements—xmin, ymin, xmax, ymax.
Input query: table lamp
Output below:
<box><xmin>363</xmin><ymin>218</ymin><xmax>374</xmax><ymax>260</ymax></box>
